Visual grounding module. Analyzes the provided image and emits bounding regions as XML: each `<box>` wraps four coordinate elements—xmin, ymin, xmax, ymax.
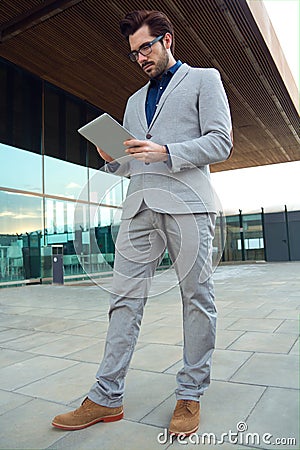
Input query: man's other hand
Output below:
<box><xmin>96</xmin><ymin>147</ymin><xmax>115</xmax><ymax>163</ymax></box>
<box><xmin>124</xmin><ymin>139</ymin><xmax>168</xmax><ymax>163</ymax></box>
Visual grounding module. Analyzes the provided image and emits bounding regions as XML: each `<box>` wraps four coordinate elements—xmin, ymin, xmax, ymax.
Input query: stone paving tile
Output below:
<box><xmin>0</xmin><ymin>355</ymin><xmax>77</xmax><ymax>391</ymax></box>
<box><xmin>0</xmin><ymin>314</ymin><xmax>58</xmax><ymax>329</ymax></box>
<box><xmin>131</xmin><ymin>343</ymin><xmax>182</xmax><ymax>372</ymax></box>
<box><xmin>228</xmin><ymin>331</ymin><xmax>297</xmax><ymax>353</ymax></box>
<box><xmin>211</xmin><ymin>349</ymin><xmax>252</xmax><ymax>381</ymax></box>
<box><xmin>64</xmin><ymin>340</ymin><xmax>106</xmax><ymax>364</ymax></box>
<box><xmin>23</xmin><ymin>307</ymin><xmax>75</xmax><ymax>317</ymax></box>
<box><xmin>17</xmin><ymin>361</ymin><xmax>98</xmax><ymax>404</ymax></box>
<box><xmin>215</xmin><ymin>317</ymin><xmax>238</xmax><ymax>329</ymax></box>
<box><xmin>0</xmin><ymin>348</ymin><xmax>37</xmax><ymax>368</ymax></box>
<box><xmin>200</xmin><ymin>382</ymin><xmax>266</xmax><ymax>436</ymax></box>
<box><xmin>267</xmin><ymin>308</ymin><xmax>300</xmax><ymax>319</ymax></box>
<box><xmin>0</xmin><ymin>399</ymin><xmax>68</xmax><ymax>450</ymax></box>
<box><xmin>124</xmin><ymin>369</ymin><xmax>176</xmax><ymax>422</ymax></box>
<box><xmin>215</xmin><ymin>329</ymin><xmax>245</xmax><ymax>349</ymax></box>
<box><xmin>231</xmin><ymin>353</ymin><xmax>299</xmax><ymax>388</ymax></box>
<box><xmin>164</xmin><ymin>359</ymin><xmax>183</xmax><ymax>375</ymax></box>
<box><xmin>2</xmin><ymin>331</ymin><xmax>65</xmax><ymax>351</ymax></box>
<box><xmin>275</xmin><ymin>319</ymin><xmax>299</xmax><ymax>334</ymax></box>
<box><xmin>165</xmin><ymin>349</ymin><xmax>252</xmax><ymax>383</ymax></box>
<box><xmin>139</xmin><ymin>325</ymin><xmax>183</xmax><ymax>345</ymax></box>
<box><xmin>0</xmin><ymin>328</ymin><xmax>36</xmax><ymax>343</ymax></box>
<box><xmin>63</xmin><ymin>309</ymin><xmax>107</xmax><ymax>320</ymax></box>
<box><xmin>29</xmin><ymin>334</ymin><xmax>99</xmax><ymax>357</ymax></box>
<box><xmin>169</xmin><ymin>437</ymin><xmax>251</xmax><ymax>449</ymax></box>
<box><xmin>35</xmin><ymin>318</ymin><xmax>88</xmax><ymax>333</ymax></box>
<box><xmin>61</xmin><ymin>321</ymin><xmax>108</xmax><ymax>337</ymax></box>
<box><xmin>227</xmin><ymin>318</ymin><xmax>283</xmax><ymax>332</ymax></box>
<box><xmin>0</xmin><ymin>306</ymin><xmax>33</xmax><ymax>314</ymax></box>
<box><xmin>147</xmin><ymin>314</ymin><xmax>182</xmax><ymax>328</ymax></box>
<box><xmin>224</xmin><ymin>300</ymin><xmax>267</xmax><ymax>309</ymax></box>
<box><xmin>246</xmin><ymin>387</ymin><xmax>299</xmax><ymax>449</ymax></box>
<box><xmin>0</xmin><ymin>389</ymin><xmax>33</xmax><ymax>415</ymax></box>
<box><xmin>289</xmin><ymin>338</ymin><xmax>299</xmax><ymax>355</ymax></box>
<box><xmin>48</xmin><ymin>419</ymin><xmax>169</xmax><ymax>450</ymax></box>
<box><xmin>263</xmin><ymin>298</ymin><xmax>300</xmax><ymax>309</ymax></box>
<box><xmin>142</xmin><ymin>381</ymin><xmax>265</xmax><ymax>437</ymax></box>
<box><xmin>224</xmin><ymin>307</ymin><xmax>276</xmax><ymax>319</ymax></box>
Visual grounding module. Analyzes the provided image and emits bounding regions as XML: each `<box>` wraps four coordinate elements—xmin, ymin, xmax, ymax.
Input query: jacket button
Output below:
<box><xmin>146</xmin><ymin>133</ymin><xmax>152</xmax><ymax>139</ymax></box>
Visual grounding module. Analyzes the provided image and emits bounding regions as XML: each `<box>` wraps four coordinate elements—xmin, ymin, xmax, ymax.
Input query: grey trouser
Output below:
<box><xmin>88</xmin><ymin>207</ymin><xmax>217</xmax><ymax>407</ymax></box>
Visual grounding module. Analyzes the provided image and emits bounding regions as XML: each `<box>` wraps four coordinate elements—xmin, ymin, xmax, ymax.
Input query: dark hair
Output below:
<box><xmin>120</xmin><ymin>10</ymin><xmax>175</xmax><ymax>53</ymax></box>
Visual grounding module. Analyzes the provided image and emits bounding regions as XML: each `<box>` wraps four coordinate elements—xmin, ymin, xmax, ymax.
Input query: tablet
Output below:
<box><xmin>78</xmin><ymin>113</ymin><xmax>135</xmax><ymax>160</ymax></box>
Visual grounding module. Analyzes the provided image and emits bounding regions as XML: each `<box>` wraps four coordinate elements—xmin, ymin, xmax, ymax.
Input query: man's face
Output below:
<box><xmin>129</xmin><ymin>25</ymin><xmax>170</xmax><ymax>79</ymax></box>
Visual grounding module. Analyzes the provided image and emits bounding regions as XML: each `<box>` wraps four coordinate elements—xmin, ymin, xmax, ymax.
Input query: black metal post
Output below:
<box><xmin>284</xmin><ymin>205</ymin><xmax>291</xmax><ymax>261</ymax></box>
<box><xmin>239</xmin><ymin>209</ymin><xmax>246</xmax><ymax>261</ymax></box>
<box><xmin>261</xmin><ymin>207</ymin><xmax>267</xmax><ymax>261</ymax></box>
<box><xmin>220</xmin><ymin>211</ymin><xmax>226</xmax><ymax>262</ymax></box>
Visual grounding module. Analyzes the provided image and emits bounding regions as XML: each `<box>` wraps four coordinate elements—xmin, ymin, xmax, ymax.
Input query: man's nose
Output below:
<box><xmin>138</xmin><ymin>52</ymin><xmax>148</xmax><ymax>63</ymax></box>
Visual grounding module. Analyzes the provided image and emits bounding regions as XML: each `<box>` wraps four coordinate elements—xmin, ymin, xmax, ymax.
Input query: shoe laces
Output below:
<box><xmin>182</xmin><ymin>400</ymin><xmax>192</xmax><ymax>406</ymax></box>
<box><xmin>176</xmin><ymin>399</ymin><xmax>192</xmax><ymax>411</ymax></box>
<box><xmin>180</xmin><ymin>400</ymin><xmax>193</xmax><ymax>407</ymax></box>
<box><xmin>81</xmin><ymin>397</ymin><xmax>94</xmax><ymax>409</ymax></box>
<box><xmin>176</xmin><ymin>399</ymin><xmax>198</xmax><ymax>414</ymax></box>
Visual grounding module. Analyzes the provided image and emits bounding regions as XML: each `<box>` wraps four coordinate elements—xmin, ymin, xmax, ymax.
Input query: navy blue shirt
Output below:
<box><xmin>146</xmin><ymin>60</ymin><xmax>182</xmax><ymax>127</ymax></box>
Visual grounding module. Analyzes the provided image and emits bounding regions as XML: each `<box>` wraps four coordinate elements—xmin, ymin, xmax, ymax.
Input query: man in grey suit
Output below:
<box><xmin>52</xmin><ymin>10</ymin><xmax>232</xmax><ymax>436</ymax></box>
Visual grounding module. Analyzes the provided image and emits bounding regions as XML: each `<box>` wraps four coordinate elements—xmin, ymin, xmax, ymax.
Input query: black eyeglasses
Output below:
<box><xmin>128</xmin><ymin>35</ymin><xmax>164</xmax><ymax>62</ymax></box>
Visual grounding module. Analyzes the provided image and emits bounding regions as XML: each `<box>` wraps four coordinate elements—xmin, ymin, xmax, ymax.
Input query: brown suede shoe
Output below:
<box><xmin>52</xmin><ymin>397</ymin><xmax>123</xmax><ymax>430</ymax></box>
<box><xmin>169</xmin><ymin>399</ymin><xmax>200</xmax><ymax>436</ymax></box>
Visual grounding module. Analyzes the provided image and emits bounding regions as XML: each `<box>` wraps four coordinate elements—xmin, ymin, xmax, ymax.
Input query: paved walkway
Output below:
<box><xmin>0</xmin><ymin>262</ymin><xmax>299</xmax><ymax>450</ymax></box>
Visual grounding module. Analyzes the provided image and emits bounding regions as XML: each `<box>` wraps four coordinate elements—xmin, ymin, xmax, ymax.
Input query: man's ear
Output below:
<box><xmin>164</xmin><ymin>32</ymin><xmax>173</xmax><ymax>50</ymax></box>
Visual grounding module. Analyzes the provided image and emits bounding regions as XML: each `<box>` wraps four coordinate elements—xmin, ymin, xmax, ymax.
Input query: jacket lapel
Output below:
<box><xmin>148</xmin><ymin>63</ymin><xmax>190</xmax><ymax>130</ymax></box>
<box><xmin>134</xmin><ymin>63</ymin><xmax>190</xmax><ymax>132</ymax></box>
<box><xmin>136</xmin><ymin>83</ymin><xmax>149</xmax><ymax>132</ymax></box>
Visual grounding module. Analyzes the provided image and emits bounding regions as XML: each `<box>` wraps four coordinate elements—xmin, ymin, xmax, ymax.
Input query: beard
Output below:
<box><xmin>143</xmin><ymin>47</ymin><xmax>170</xmax><ymax>79</ymax></box>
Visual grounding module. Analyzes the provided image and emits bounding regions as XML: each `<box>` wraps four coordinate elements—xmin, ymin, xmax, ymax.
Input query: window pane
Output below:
<box><xmin>0</xmin><ymin>190</ymin><xmax>43</xmax><ymax>282</ymax></box>
<box><xmin>223</xmin><ymin>215</ymin><xmax>243</xmax><ymax>261</ymax></box>
<box><xmin>243</xmin><ymin>213</ymin><xmax>264</xmax><ymax>260</ymax></box>
<box><xmin>44</xmin><ymin>198</ymin><xmax>86</xmax><ymax>276</ymax></box>
<box><xmin>0</xmin><ymin>190</ymin><xmax>42</xmax><ymax>234</ymax></box>
<box><xmin>44</xmin><ymin>155</ymin><xmax>88</xmax><ymax>200</ymax></box>
<box><xmin>89</xmin><ymin>168</ymin><xmax>123</xmax><ymax>206</ymax></box>
<box><xmin>13</xmin><ymin>70</ymin><xmax>42</xmax><ymax>153</ymax></box>
<box><xmin>0</xmin><ymin>143</ymin><xmax>42</xmax><ymax>193</ymax></box>
<box><xmin>45</xmin><ymin>198</ymin><xmax>80</xmax><ymax>240</ymax></box>
<box><xmin>86</xmin><ymin>104</ymin><xmax>105</xmax><ymax>170</ymax></box>
<box><xmin>66</xmin><ymin>97</ymin><xmax>86</xmax><ymax>166</ymax></box>
<box><xmin>0</xmin><ymin>60</ymin><xmax>41</xmax><ymax>154</ymax></box>
<box><xmin>44</xmin><ymin>85</ymin><xmax>61</xmax><ymax>159</ymax></box>
<box><xmin>0</xmin><ymin>62</ymin><xmax>8</xmax><ymax>144</ymax></box>
<box><xmin>44</xmin><ymin>83</ymin><xmax>89</xmax><ymax>167</ymax></box>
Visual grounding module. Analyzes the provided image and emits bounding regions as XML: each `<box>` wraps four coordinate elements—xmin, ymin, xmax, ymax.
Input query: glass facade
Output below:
<box><xmin>223</xmin><ymin>213</ymin><xmax>265</xmax><ymax>262</ymax></box>
<box><xmin>1</xmin><ymin>57</ymin><xmax>298</xmax><ymax>285</ymax></box>
<box><xmin>0</xmin><ymin>57</ymin><xmax>129</xmax><ymax>285</ymax></box>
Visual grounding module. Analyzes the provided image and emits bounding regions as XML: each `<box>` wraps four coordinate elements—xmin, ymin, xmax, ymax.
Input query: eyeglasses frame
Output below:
<box><xmin>128</xmin><ymin>35</ymin><xmax>164</xmax><ymax>62</ymax></box>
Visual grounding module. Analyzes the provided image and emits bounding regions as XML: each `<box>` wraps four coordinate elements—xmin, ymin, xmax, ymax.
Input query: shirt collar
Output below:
<box><xmin>167</xmin><ymin>60</ymin><xmax>182</xmax><ymax>75</ymax></box>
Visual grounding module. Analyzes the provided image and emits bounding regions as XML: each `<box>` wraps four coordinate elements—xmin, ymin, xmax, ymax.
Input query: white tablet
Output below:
<box><xmin>78</xmin><ymin>113</ymin><xmax>135</xmax><ymax>160</ymax></box>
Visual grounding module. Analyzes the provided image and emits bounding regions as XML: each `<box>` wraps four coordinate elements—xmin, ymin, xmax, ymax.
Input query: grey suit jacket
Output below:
<box><xmin>107</xmin><ymin>63</ymin><xmax>232</xmax><ymax>218</ymax></box>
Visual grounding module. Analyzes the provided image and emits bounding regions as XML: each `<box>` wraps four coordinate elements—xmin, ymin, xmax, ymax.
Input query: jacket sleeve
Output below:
<box><xmin>167</xmin><ymin>69</ymin><xmax>233</xmax><ymax>173</ymax></box>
